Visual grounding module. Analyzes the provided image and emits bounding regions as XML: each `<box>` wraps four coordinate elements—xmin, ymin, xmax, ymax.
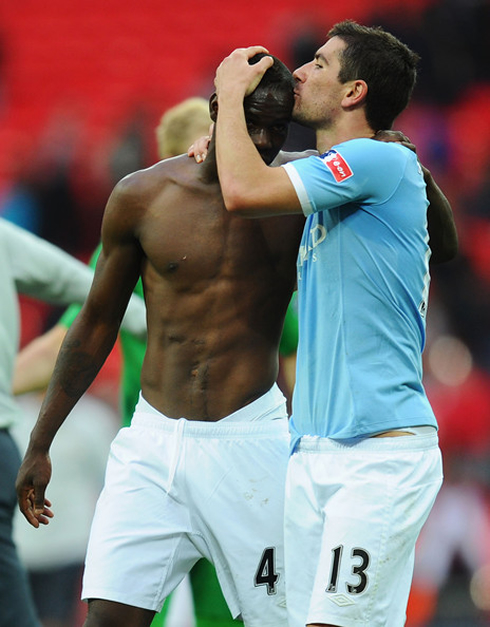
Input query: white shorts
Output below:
<box><xmin>82</xmin><ymin>384</ymin><xmax>289</xmax><ymax>627</ymax></box>
<box><xmin>285</xmin><ymin>432</ymin><xmax>443</xmax><ymax>627</ymax></box>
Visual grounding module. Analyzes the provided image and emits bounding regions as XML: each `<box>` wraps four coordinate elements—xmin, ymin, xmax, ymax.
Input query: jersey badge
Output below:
<box><xmin>320</xmin><ymin>150</ymin><xmax>353</xmax><ymax>183</ymax></box>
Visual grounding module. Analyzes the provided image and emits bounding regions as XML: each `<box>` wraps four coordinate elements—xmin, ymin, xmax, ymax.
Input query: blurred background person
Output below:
<box><xmin>11</xmin><ymin>392</ymin><xmax>119</xmax><ymax>627</ymax></box>
<box><xmin>0</xmin><ymin>218</ymin><xmax>106</xmax><ymax>627</ymax></box>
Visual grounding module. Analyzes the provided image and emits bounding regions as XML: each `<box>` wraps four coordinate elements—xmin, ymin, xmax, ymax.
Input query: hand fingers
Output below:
<box><xmin>215</xmin><ymin>46</ymin><xmax>273</xmax><ymax>99</ymax></box>
<box><xmin>188</xmin><ymin>133</ymin><xmax>212</xmax><ymax>162</ymax></box>
<box><xmin>21</xmin><ymin>489</ymin><xmax>53</xmax><ymax>528</ymax></box>
<box><xmin>217</xmin><ymin>46</ymin><xmax>271</xmax><ymax>76</ymax></box>
<box><xmin>33</xmin><ymin>482</ymin><xmax>47</xmax><ymax>516</ymax></box>
<box><xmin>37</xmin><ymin>504</ymin><xmax>54</xmax><ymax>526</ymax></box>
<box><xmin>244</xmin><ymin>56</ymin><xmax>274</xmax><ymax>96</ymax></box>
<box><xmin>374</xmin><ymin>130</ymin><xmax>417</xmax><ymax>153</ymax></box>
<box><xmin>233</xmin><ymin>45</ymin><xmax>270</xmax><ymax>58</ymax></box>
<box><xmin>20</xmin><ymin>488</ymin><xmax>41</xmax><ymax>527</ymax></box>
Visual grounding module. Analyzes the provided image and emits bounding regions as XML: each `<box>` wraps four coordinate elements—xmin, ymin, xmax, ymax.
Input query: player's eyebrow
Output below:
<box><xmin>315</xmin><ymin>52</ymin><xmax>328</xmax><ymax>65</ymax></box>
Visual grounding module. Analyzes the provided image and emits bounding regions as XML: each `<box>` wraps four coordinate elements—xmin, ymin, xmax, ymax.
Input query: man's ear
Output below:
<box><xmin>209</xmin><ymin>94</ymin><xmax>218</xmax><ymax>122</ymax></box>
<box><xmin>342</xmin><ymin>79</ymin><xmax>368</xmax><ymax>108</ymax></box>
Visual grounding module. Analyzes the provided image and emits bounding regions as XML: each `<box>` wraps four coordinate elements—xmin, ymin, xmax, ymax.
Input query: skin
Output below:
<box><xmin>291</xmin><ymin>37</ymin><xmax>373</xmax><ymax>150</ymax></box>
<box><xmin>16</xmin><ymin>84</ymin><xmax>304</xmax><ymax>627</ymax></box>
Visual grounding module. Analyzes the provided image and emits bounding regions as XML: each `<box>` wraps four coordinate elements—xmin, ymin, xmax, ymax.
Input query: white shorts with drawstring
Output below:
<box><xmin>82</xmin><ymin>384</ymin><xmax>289</xmax><ymax>626</ymax></box>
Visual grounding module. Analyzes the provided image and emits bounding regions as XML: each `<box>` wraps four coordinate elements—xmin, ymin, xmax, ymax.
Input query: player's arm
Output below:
<box><xmin>13</xmin><ymin>246</ymin><xmax>146</xmax><ymax>398</ymax></box>
<box><xmin>421</xmin><ymin>166</ymin><xmax>458</xmax><ymax>263</ymax></box>
<box><xmin>215</xmin><ymin>47</ymin><xmax>302</xmax><ymax>217</ymax></box>
<box><xmin>63</xmin><ymin>243</ymin><xmax>147</xmax><ymax>341</ymax></box>
<box><xmin>13</xmin><ymin>324</ymin><xmax>67</xmax><ymax>396</ymax></box>
<box><xmin>16</xmin><ymin>176</ymin><xmax>144</xmax><ymax>528</ymax></box>
<box><xmin>13</xmin><ymin>304</ymin><xmax>146</xmax><ymax>398</ymax></box>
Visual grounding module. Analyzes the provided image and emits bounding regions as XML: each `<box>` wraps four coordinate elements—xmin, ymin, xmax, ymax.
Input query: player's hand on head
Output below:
<box><xmin>215</xmin><ymin>46</ymin><xmax>273</xmax><ymax>98</ymax></box>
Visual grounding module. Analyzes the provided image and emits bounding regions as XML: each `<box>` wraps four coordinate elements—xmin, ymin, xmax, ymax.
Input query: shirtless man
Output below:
<box><xmin>16</xmin><ymin>54</ymin><xmax>303</xmax><ymax>627</ymax></box>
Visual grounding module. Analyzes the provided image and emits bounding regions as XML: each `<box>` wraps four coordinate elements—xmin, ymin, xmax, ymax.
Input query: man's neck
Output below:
<box><xmin>316</xmin><ymin>119</ymin><xmax>374</xmax><ymax>154</ymax></box>
<box><xmin>199</xmin><ymin>138</ymin><xmax>219</xmax><ymax>182</ymax></box>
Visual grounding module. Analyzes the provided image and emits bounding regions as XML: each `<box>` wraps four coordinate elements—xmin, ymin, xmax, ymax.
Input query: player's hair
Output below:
<box><xmin>246</xmin><ymin>53</ymin><xmax>295</xmax><ymax>101</ymax></box>
<box><xmin>156</xmin><ymin>97</ymin><xmax>211</xmax><ymax>158</ymax></box>
<box><xmin>328</xmin><ymin>20</ymin><xmax>420</xmax><ymax>131</ymax></box>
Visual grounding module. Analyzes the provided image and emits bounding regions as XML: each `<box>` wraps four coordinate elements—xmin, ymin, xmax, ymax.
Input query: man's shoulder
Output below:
<box><xmin>113</xmin><ymin>156</ymin><xmax>190</xmax><ymax>202</ymax></box>
<box><xmin>327</xmin><ymin>138</ymin><xmax>415</xmax><ymax>181</ymax></box>
<box><xmin>118</xmin><ymin>157</ymin><xmax>181</xmax><ymax>187</ymax></box>
<box><xmin>335</xmin><ymin>137</ymin><xmax>412</xmax><ymax>161</ymax></box>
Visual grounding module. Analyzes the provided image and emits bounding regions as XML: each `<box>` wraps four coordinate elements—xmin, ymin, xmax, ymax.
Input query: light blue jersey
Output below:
<box><xmin>282</xmin><ymin>138</ymin><xmax>437</xmax><ymax>450</ymax></box>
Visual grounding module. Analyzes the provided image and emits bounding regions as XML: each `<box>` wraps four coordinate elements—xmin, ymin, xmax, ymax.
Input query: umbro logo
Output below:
<box><xmin>327</xmin><ymin>593</ymin><xmax>356</xmax><ymax>607</ymax></box>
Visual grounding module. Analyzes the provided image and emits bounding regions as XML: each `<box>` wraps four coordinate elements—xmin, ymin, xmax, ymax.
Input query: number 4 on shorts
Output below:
<box><xmin>254</xmin><ymin>546</ymin><xmax>279</xmax><ymax>595</ymax></box>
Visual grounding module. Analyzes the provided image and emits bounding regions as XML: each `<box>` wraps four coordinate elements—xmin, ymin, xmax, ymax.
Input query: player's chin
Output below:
<box><xmin>292</xmin><ymin>98</ymin><xmax>304</xmax><ymax>114</ymax></box>
<box><xmin>260</xmin><ymin>150</ymin><xmax>277</xmax><ymax>165</ymax></box>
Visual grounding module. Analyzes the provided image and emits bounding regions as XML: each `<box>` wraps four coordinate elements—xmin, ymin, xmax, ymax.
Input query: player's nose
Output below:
<box><xmin>253</xmin><ymin>128</ymin><xmax>272</xmax><ymax>148</ymax></box>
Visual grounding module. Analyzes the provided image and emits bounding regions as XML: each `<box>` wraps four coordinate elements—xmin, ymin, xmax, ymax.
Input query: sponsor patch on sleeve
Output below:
<box><xmin>320</xmin><ymin>150</ymin><xmax>353</xmax><ymax>183</ymax></box>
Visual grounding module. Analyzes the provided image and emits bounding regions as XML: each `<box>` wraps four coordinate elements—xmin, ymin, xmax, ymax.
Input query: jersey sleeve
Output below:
<box><xmin>4</xmin><ymin>219</ymin><xmax>94</xmax><ymax>305</ymax></box>
<box><xmin>282</xmin><ymin>138</ymin><xmax>414</xmax><ymax>216</ymax></box>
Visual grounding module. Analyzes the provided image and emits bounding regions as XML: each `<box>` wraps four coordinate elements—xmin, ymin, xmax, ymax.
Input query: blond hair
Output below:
<box><xmin>156</xmin><ymin>97</ymin><xmax>211</xmax><ymax>159</ymax></box>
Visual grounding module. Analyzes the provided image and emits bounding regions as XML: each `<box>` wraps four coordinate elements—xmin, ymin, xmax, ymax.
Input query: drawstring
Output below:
<box><xmin>166</xmin><ymin>418</ymin><xmax>186</xmax><ymax>493</ymax></box>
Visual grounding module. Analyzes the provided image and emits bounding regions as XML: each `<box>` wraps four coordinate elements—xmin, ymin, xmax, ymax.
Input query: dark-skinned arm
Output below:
<box><xmin>422</xmin><ymin>165</ymin><xmax>458</xmax><ymax>263</ymax></box>
<box><xmin>16</xmin><ymin>175</ymin><xmax>144</xmax><ymax>528</ymax></box>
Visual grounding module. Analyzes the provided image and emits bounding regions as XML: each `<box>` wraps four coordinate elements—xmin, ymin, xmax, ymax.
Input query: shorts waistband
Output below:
<box><xmin>131</xmin><ymin>384</ymin><xmax>288</xmax><ymax>438</ymax></box>
<box><xmin>296</xmin><ymin>431</ymin><xmax>439</xmax><ymax>453</ymax></box>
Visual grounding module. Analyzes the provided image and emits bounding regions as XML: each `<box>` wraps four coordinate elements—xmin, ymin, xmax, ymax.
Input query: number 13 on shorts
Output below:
<box><xmin>326</xmin><ymin>544</ymin><xmax>370</xmax><ymax>595</ymax></box>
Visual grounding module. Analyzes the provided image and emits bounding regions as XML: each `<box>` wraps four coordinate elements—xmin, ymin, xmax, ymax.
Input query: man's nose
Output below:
<box><xmin>293</xmin><ymin>63</ymin><xmax>308</xmax><ymax>82</ymax></box>
<box><xmin>253</xmin><ymin>129</ymin><xmax>272</xmax><ymax>147</ymax></box>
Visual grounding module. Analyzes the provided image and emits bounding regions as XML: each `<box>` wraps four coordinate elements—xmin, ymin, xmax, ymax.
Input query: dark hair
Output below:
<box><xmin>209</xmin><ymin>53</ymin><xmax>294</xmax><ymax>124</ymax></box>
<box><xmin>328</xmin><ymin>20</ymin><xmax>420</xmax><ymax>131</ymax></box>
<box><xmin>246</xmin><ymin>53</ymin><xmax>295</xmax><ymax>98</ymax></box>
